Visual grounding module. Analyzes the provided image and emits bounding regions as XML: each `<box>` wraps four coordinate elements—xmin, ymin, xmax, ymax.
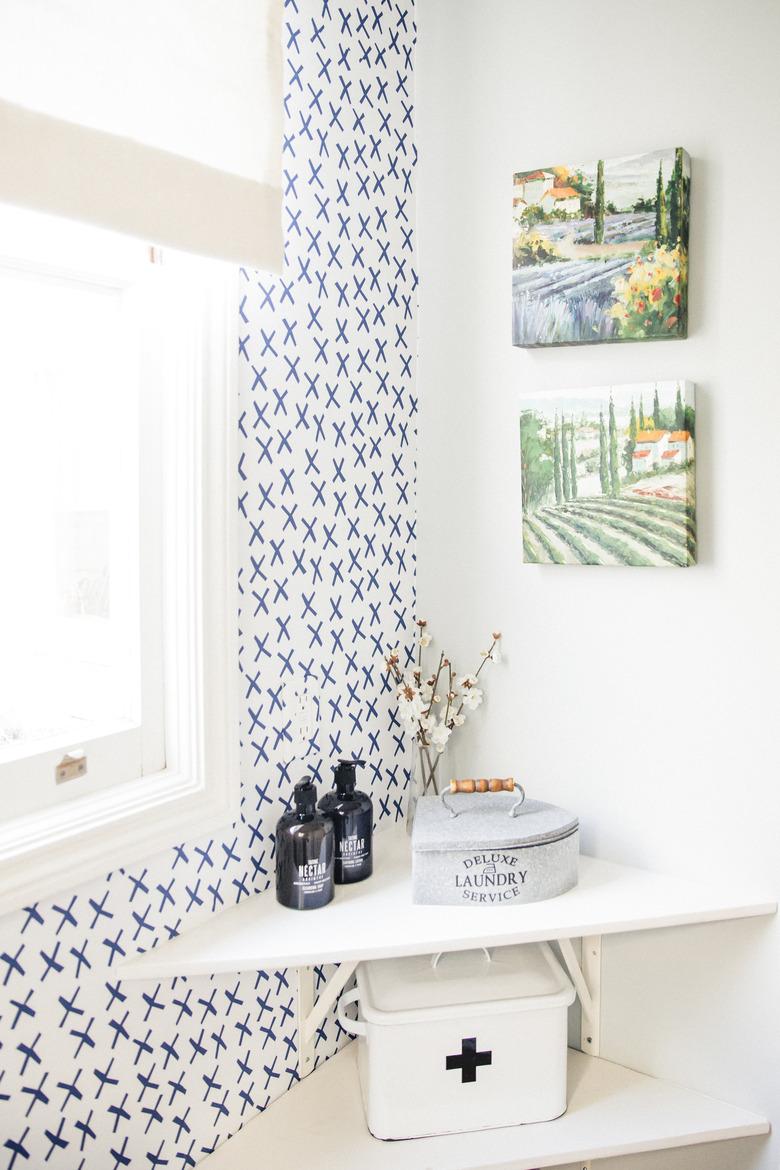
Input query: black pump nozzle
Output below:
<box><xmin>333</xmin><ymin>758</ymin><xmax>365</xmax><ymax>795</ymax></box>
<box><xmin>293</xmin><ymin>778</ymin><xmax>318</xmax><ymax>816</ymax></box>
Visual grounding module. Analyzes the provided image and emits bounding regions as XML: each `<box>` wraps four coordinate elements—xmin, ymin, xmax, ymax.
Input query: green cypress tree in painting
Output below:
<box><xmin>569</xmin><ymin>424</ymin><xmax>578</xmax><ymax>499</ymax></box>
<box><xmin>678</xmin><ymin>148</ymin><xmax>690</xmax><ymax>250</ymax></box>
<box><xmin>666</xmin><ymin>147</ymin><xmax>688</xmax><ymax>249</ymax></box>
<box><xmin>638</xmin><ymin>394</ymin><xmax>645</xmax><ymax>431</ymax></box>
<box><xmin>669</xmin><ymin>148</ymin><xmax>682</xmax><ymax>245</ymax></box>
<box><xmin>598</xmin><ymin>411</ymin><xmax>609</xmax><ymax>495</ymax></box>
<box><xmin>520</xmin><ymin>412</ymin><xmax>554</xmax><ymax>513</ymax></box>
<box><xmin>655</xmin><ymin>162</ymin><xmax>668</xmax><ymax>246</ymax></box>
<box><xmin>653</xmin><ymin>385</ymin><xmax>661</xmax><ymax>430</ymax></box>
<box><xmin>594</xmin><ymin>159</ymin><xmax>605</xmax><ymax>245</ymax></box>
<box><xmin>623</xmin><ymin>400</ymin><xmax>637</xmax><ymax>476</ymax></box>
<box><xmin>674</xmin><ymin>385</ymin><xmax>685</xmax><ymax>430</ymax></box>
<box><xmin>561</xmin><ymin>415</ymin><xmax>571</xmax><ymax>502</ymax></box>
<box><xmin>553</xmin><ymin>414</ymin><xmax>563</xmax><ymax>504</ymax></box>
<box><xmin>608</xmin><ymin>397</ymin><xmax>620</xmax><ymax>498</ymax></box>
<box><xmin>684</xmin><ymin>403</ymin><xmax>695</xmax><ymax>438</ymax></box>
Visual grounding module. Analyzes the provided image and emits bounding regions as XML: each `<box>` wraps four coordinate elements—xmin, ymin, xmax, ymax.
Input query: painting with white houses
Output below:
<box><xmin>520</xmin><ymin>381</ymin><xmax>696</xmax><ymax>567</ymax></box>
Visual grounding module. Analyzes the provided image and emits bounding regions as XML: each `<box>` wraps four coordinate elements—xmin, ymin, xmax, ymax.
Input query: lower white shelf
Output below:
<box><xmin>202</xmin><ymin>1042</ymin><xmax>768</xmax><ymax>1170</ymax></box>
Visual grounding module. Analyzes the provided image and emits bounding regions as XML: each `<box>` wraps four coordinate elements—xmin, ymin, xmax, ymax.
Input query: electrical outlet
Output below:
<box><xmin>55</xmin><ymin>751</ymin><xmax>87</xmax><ymax>784</ymax></box>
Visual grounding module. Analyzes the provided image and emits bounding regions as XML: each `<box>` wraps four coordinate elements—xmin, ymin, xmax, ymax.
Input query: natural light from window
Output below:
<box><xmin>0</xmin><ymin>205</ymin><xmax>165</xmax><ymax>820</ymax></box>
<box><xmin>0</xmin><ymin>266</ymin><xmax>141</xmax><ymax>758</ymax></box>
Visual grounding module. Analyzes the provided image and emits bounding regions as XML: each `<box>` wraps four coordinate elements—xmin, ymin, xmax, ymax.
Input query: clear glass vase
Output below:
<box><xmin>405</xmin><ymin>744</ymin><xmax>442</xmax><ymax>834</ymax></box>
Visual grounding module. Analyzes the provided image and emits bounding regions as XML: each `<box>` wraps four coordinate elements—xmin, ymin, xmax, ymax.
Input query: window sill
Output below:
<box><xmin>0</xmin><ymin>756</ymin><xmax>239</xmax><ymax>913</ymax></box>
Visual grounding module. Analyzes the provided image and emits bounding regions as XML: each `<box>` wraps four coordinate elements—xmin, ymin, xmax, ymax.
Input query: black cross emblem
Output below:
<box><xmin>445</xmin><ymin>1036</ymin><xmax>492</xmax><ymax>1084</ymax></box>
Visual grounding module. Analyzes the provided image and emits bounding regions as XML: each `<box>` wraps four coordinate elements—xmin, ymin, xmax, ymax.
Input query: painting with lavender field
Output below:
<box><xmin>512</xmin><ymin>149</ymin><xmax>690</xmax><ymax>347</ymax></box>
<box><xmin>520</xmin><ymin>382</ymin><xmax>696</xmax><ymax>566</ymax></box>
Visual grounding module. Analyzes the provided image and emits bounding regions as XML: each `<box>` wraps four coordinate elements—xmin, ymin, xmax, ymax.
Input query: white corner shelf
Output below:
<box><xmin>118</xmin><ymin>826</ymin><xmax>774</xmax><ymax>1169</ymax></box>
<box><xmin>119</xmin><ymin>825</ymin><xmax>775</xmax><ymax>981</ymax></box>
<box><xmin>200</xmin><ymin>1043</ymin><xmax>769</xmax><ymax>1170</ymax></box>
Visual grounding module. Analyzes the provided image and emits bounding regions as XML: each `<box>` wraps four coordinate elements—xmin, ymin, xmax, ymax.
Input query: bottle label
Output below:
<box><xmin>338</xmin><ymin>835</ymin><xmax>367</xmax><ymax>870</ymax></box>
<box><xmin>294</xmin><ymin>859</ymin><xmax>329</xmax><ymax>895</ymax></box>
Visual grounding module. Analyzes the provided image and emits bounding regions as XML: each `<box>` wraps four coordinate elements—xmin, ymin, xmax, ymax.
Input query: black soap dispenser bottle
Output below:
<box><xmin>275</xmin><ymin>778</ymin><xmax>334</xmax><ymax>910</ymax></box>
<box><xmin>318</xmin><ymin>759</ymin><xmax>373</xmax><ymax>884</ymax></box>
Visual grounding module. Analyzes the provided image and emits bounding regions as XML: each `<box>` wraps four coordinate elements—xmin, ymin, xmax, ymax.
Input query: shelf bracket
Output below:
<box><xmin>558</xmin><ymin>935</ymin><xmax>601</xmax><ymax>1170</ymax></box>
<box><xmin>557</xmin><ymin>935</ymin><xmax>602</xmax><ymax>1057</ymax></box>
<box><xmin>296</xmin><ymin>959</ymin><xmax>359</xmax><ymax>1079</ymax></box>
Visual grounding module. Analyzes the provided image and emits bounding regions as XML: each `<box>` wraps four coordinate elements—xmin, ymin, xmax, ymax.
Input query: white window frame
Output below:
<box><xmin>0</xmin><ymin>250</ymin><xmax>240</xmax><ymax>913</ymax></box>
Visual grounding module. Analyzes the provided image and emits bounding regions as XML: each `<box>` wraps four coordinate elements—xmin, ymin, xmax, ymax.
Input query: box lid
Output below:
<box><xmin>357</xmin><ymin>943</ymin><xmax>574</xmax><ymax>1025</ymax></box>
<box><xmin>412</xmin><ymin>791</ymin><xmax>578</xmax><ymax>853</ymax></box>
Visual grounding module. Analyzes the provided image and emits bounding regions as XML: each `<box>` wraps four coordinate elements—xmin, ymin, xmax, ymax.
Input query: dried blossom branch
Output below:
<box><xmin>424</xmin><ymin>652</ymin><xmax>445</xmax><ymax>720</ymax></box>
<box><xmin>386</xmin><ymin>626</ymin><xmax>502</xmax><ymax>800</ymax></box>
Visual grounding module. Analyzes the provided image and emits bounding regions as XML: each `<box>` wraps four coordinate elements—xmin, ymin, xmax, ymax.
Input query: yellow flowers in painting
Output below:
<box><xmin>609</xmin><ymin>245</ymin><xmax>687</xmax><ymax>340</ymax></box>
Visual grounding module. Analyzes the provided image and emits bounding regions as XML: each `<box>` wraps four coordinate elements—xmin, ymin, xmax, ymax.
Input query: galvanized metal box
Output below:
<box><xmin>411</xmin><ymin>790</ymin><xmax>579</xmax><ymax>906</ymax></box>
<box><xmin>338</xmin><ymin>943</ymin><xmax>575</xmax><ymax>1139</ymax></box>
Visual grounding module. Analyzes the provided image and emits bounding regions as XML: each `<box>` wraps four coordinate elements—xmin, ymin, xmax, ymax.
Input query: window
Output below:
<box><xmin>0</xmin><ymin>209</ymin><xmax>161</xmax><ymax>818</ymax></box>
<box><xmin>0</xmin><ymin>206</ymin><xmax>239</xmax><ymax>911</ymax></box>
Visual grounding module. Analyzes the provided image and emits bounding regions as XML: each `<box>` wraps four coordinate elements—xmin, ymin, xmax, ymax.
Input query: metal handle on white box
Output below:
<box><xmin>337</xmin><ymin>986</ymin><xmax>367</xmax><ymax>1037</ymax></box>
<box><xmin>440</xmin><ymin>785</ymin><xmax>526</xmax><ymax>818</ymax></box>
<box><xmin>431</xmin><ymin>947</ymin><xmax>492</xmax><ymax>969</ymax></box>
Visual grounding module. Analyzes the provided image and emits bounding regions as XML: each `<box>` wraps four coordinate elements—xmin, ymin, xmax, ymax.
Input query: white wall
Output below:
<box><xmin>416</xmin><ymin>2</ymin><xmax>780</xmax><ymax>1167</ymax></box>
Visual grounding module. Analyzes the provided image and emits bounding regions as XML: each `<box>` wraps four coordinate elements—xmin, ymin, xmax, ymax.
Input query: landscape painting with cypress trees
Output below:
<box><xmin>512</xmin><ymin>148</ymin><xmax>690</xmax><ymax>347</ymax></box>
<box><xmin>520</xmin><ymin>382</ymin><xmax>696</xmax><ymax>567</ymax></box>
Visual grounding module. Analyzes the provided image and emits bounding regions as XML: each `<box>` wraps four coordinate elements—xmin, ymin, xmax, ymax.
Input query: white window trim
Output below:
<box><xmin>0</xmin><ymin>259</ymin><xmax>240</xmax><ymax>914</ymax></box>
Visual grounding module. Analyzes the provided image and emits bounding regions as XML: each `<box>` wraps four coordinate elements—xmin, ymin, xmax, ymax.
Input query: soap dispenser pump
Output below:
<box><xmin>275</xmin><ymin>778</ymin><xmax>334</xmax><ymax>910</ymax></box>
<box><xmin>318</xmin><ymin>759</ymin><xmax>373</xmax><ymax>884</ymax></box>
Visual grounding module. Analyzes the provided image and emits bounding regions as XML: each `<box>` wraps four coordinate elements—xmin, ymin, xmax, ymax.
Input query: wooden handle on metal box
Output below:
<box><xmin>449</xmin><ymin>778</ymin><xmax>515</xmax><ymax>794</ymax></box>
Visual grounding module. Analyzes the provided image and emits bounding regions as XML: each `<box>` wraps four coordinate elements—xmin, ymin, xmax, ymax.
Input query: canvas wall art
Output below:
<box><xmin>520</xmin><ymin>381</ymin><xmax>696</xmax><ymax>566</ymax></box>
<box><xmin>512</xmin><ymin>148</ymin><xmax>690</xmax><ymax>347</ymax></box>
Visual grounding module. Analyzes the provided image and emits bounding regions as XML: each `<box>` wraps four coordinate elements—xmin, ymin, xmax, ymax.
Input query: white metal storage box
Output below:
<box><xmin>338</xmin><ymin>943</ymin><xmax>575</xmax><ymax>1141</ymax></box>
<box><xmin>411</xmin><ymin>789</ymin><xmax>579</xmax><ymax>906</ymax></box>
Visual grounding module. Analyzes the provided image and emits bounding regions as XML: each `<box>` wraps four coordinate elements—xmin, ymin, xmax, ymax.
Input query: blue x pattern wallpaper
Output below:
<box><xmin>0</xmin><ymin>1</ymin><xmax>417</xmax><ymax>1165</ymax></box>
